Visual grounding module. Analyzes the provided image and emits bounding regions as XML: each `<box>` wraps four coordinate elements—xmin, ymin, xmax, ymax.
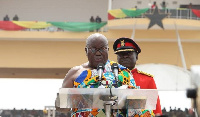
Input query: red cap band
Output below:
<box><xmin>117</xmin><ymin>42</ymin><xmax>136</xmax><ymax>49</ymax></box>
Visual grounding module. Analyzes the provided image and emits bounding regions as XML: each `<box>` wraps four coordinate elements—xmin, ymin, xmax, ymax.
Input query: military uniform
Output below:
<box><xmin>113</xmin><ymin>37</ymin><xmax>162</xmax><ymax>115</ymax></box>
<box><xmin>131</xmin><ymin>68</ymin><xmax>162</xmax><ymax>115</ymax></box>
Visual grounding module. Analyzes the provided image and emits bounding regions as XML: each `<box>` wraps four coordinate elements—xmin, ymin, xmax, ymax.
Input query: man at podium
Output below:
<box><xmin>57</xmin><ymin>33</ymin><xmax>156</xmax><ymax>116</ymax></box>
<box><xmin>113</xmin><ymin>37</ymin><xmax>162</xmax><ymax>116</ymax></box>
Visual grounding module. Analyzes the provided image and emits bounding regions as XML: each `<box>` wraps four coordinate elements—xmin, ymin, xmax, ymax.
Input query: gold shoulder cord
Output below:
<box><xmin>137</xmin><ymin>70</ymin><xmax>154</xmax><ymax>78</ymax></box>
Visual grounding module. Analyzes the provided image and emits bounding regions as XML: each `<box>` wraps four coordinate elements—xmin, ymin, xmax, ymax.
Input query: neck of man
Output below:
<box><xmin>88</xmin><ymin>63</ymin><xmax>97</xmax><ymax>70</ymax></box>
<box><xmin>128</xmin><ymin>66</ymin><xmax>135</xmax><ymax>71</ymax></box>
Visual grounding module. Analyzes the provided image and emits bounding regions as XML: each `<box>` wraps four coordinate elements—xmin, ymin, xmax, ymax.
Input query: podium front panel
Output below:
<box><xmin>58</xmin><ymin>88</ymin><xmax>158</xmax><ymax>110</ymax></box>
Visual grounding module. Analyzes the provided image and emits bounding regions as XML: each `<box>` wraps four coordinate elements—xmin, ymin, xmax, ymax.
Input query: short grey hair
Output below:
<box><xmin>86</xmin><ymin>33</ymin><xmax>108</xmax><ymax>47</ymax></box>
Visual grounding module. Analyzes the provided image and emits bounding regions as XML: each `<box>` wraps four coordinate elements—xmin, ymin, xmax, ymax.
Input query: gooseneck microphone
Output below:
<box><xmin>97</xmin><ymin>63</ymin><xmax>105</xmax><ymax>82</ymax></box>
<box><xmin>111</xmin><ymin>63</ymin><xmax>119</xmax><ymax>82</ymax></box>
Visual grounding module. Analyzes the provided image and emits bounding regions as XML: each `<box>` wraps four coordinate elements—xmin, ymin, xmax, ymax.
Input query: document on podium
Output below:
<box><xmin>58</xmin><ymin>88</ymin><xmax>158</xmax><ymax>110</ymax></box>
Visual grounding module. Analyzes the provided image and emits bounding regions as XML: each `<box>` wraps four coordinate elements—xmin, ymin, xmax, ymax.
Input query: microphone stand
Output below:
<box><xmin>98</xmin><ymin>78</ymin><xmax>102</xmax><ymax>86</ymax></box>
<box><xmin>98</xmin><ymin>76</ymin><xmax>118</xmax><ymax>116</ymax></box>
<box><xmin>114</xmin><ymin>75</ymin><xmax>118</xmax><ymax>88</ymax></box>
<box><xmin>97</xmin><ymin>63</ymin><xmax>119</xmax><ymax>116</ymax></box>
<box><xmin>104</xmin><ymin>86</ymin><xmax>118</xmax><ymax>117</ymax></box>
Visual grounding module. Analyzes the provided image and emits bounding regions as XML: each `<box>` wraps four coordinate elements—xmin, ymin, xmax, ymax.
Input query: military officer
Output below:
<box><xmin>113</xmin><ymin>37</ymin><xmax>162</xmax><ymax>115</ymax></box>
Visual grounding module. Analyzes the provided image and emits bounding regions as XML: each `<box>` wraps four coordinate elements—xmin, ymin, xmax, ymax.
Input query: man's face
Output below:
<box><xmin>86</xmin><ymin>37</ymin><xmax>108</xmax><ymax>69</ymax></box>
<box><xmin>117</xmin><ymin>51</ymin><xmax>137</xmax><ymax>70</ymax></box>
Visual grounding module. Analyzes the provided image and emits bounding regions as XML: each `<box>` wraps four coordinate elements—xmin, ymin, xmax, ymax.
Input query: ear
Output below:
<box><xmin>136</xmin><ymin>53</ymin><xmax>138</xmax><ymax>60</ymax></box>
<box><xmin>107</xmin><ymin>47</ymin><xmax>109</xmax><ymax>51</ymax></box>
<box><xmin>85</xmin><ymin>47</ymin><xmax>88</xmax><ymax>55</ymax></box>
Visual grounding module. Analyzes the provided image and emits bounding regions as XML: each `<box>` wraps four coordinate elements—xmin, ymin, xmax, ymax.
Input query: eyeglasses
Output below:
<box><xmin>86</xmin><ymin>47</ymin><xmax>108</xmax><ymax>53</ymax></box>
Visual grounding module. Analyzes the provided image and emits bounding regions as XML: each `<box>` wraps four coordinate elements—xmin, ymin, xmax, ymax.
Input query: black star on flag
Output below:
<box><xmin>144</xmin><ymin>6</ymin><xmax>168</xmax><ymax>29</ymax></box>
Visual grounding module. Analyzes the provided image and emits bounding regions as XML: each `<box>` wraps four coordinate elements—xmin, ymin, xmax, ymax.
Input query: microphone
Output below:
<box><xmin>97</xmin><ymin>63</ymin><xmax>105</xmax><ymax>81</ymax></box>
<box><xmin>111</xmin><ymin>63</ymin><xmax>119</xmax><ymax>82</ymax></box>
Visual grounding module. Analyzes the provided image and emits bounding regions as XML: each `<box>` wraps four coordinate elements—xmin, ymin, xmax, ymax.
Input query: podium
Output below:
<box><xmin>56</xmin><ymin>88</ymin><xmax>158</xmax><ymax>116</ymax></box>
